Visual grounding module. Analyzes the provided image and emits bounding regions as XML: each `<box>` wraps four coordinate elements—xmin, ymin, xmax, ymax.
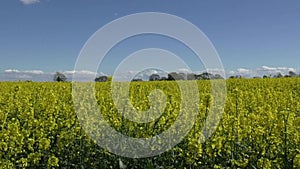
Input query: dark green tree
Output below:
<box><xmin>274</xmin><ymin>72</ymin><xmax>283</xmax><ymax>78</ymax></box>
<box><xmin>187</xmin><ymin>73</ymin><xmax>196</xmax><ymax>80</ymax></box>
<box><xmin>149</xmin><ymin>74</ymin><xmax>160</xmax><ymax>81</ymax></box>
<box><xmin>213</xmin><ymin>74</ymin><xmax>224</xmax><ymax>79</ymax></box>
<box><xmin>167</xmin><ymin>72</ymin><xmax>184</xmax><ymax>80</ymax></box>
<box><xmin>288</xmin><ymin>71</ymin><xmax>297</xmax><ymax>77</ymax></box>
<box><xmin>54</xmin><ymin>72</ymin><xmax>67</xmax><ymax>82</ymax></box>
<box><xmin>95</xmin><ymin>76</ymin><xmax>108</xmax><ymax>82</ymax></box>
<box><xmin>131</xmin><ymin>78</ymin><xmax>143</xmax><ymax>82</ymax></box>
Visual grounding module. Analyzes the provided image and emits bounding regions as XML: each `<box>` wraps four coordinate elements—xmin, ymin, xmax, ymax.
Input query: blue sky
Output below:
<box><xmin>0</xmin><ymin>0</ymin><xmax>300</xmax><ymax>81</ymax></box>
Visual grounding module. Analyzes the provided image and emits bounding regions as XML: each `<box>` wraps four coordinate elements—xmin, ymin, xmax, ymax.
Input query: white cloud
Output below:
<box><xmin>237</xmin><ymin>68</ymin><xmax>250</xmax><ymax>73</ymax></box>
<box><xmin>5</xmin><ymin>69</ymin><xmax>44</xmax><ymax>74</ymax></box>
<box><xmin>4</xmin><ymin>69</ymin><xmax>20</xmax><ymax>73</ymax></box>
<box><xmin>63</xmin><ymin>70</ymin><xmax>107</xmax><ymax>82</ymax></box>
<box><xmin>1</xmin><ymin>69</ymin><xmax>48</xmax><ymax>81</ymax></box>
<box><xmin>260</xmin><ymin>66</ymin><xmax>275</xmax><ymax>71</ymax></box>
<box><xmin>232</xmin><ymin>68</ymin><xmax>255</xmax><ymax>78</ymax></box>
<box><xmin>63</xmin><ymin>70</ymin><xmax>98</xmax><ymax>75</ymax></box>
<box><xmin>226</xmin><ymin>66</ymin><xmax>298</xmax><ymax>78</ymax></box>
<box><xmin>20</xmin><ymin>0</ymin><xmax>40</xmax><ymax>5</ymax></box>
<box><xmin>259</xmin><ymin>65</ymin><xmax>291</xmax><ymax>72</ymax></box>
<box><xmin>228</xmin><ymin>70</ymin><xmax>235</xmax><ymax>75</ymax></box>
<box><xmin>257</xmin><ymin>66</ymin><xmax>296</xmax><ymax>76</ymax></box>
<box><xmin>24</xmin><ymin>70</ymin><xmax>44</xmax><ymax>74</ymax></box>
<box><xmin>205</xmin><ymin>68</ymin><xmax>226</xmax><ymax>75</ymax></box>
<box><xmin>178</xmin><ymin>68</ymin><xmax>191</xmax><ymax>74</ymax></box>
<box><xmin>0</xmin><ymin>69</ymin><xmax>105</xmax><ymax>82</ymax></box>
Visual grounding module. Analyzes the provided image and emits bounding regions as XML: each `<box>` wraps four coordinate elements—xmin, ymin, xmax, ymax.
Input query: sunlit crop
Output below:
<box><xmin>0</xmin><ymin>78</ymin><xmax>299</xmax><ymax>168</ymax></box>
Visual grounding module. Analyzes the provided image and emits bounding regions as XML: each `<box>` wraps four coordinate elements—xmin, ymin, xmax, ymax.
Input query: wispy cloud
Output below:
<box><xmin>5</xmin><ymin>69</ymin><xmax>44</xmax><ymax>74</ymax></box>
<box><xmin>0</xmin><ymin>69</ymin><xmax>105</xmax><ymax>82</ymax></box>
<box><xmin>4</xmin><ymin>69</ymin><xmax>20</xmax><ymax>73</ymax></box>
<box><xmin>258</xmin><ymin>66</ymin><xmax>295</xmax><ymax>73</ymax></box>
<box><xmin>2</xmin><ymin>69</ymin><xmax>46</xmax><ymax>81</ymax></box>
<box><xmin>237</xmin><ymin>68</ymin><xmax>250</xmax><ymax>74</ymax></box>
<box><xmin>64</xmin><ymin>70</ymin><xmax>106</xmax><ymax>82</ymax></box>
<box><xmin>20</xmin><ymin>0</ymin><xmax>40</xmax><ymax>5</ymax></box>
<box><xmin>228</xmin><ymin>66</ymin><xmax>297</xmax><ymax>78</ymax></box>
<box><xmin>63</xmin><ymin>70</ymin><xmax>98</xmax><ymax>76</ymax></box>
<box><xmin>232</xmin><ymin>68</ymin><xmax>254</xmax><ymax>78</ymax></box>
<box><xmin>178</xmin><ymin>68</ymin><xmax>191</xmax><ymax>74</ymax></box>
<box><xmin>257</xmin><ymin>66</ymin><xmax>296</xmax><ymax>75</ymax></box>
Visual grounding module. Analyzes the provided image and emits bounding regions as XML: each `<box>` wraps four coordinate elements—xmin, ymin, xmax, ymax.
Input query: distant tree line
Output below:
<box><xmin>229</xmin><ymin>71</ymin><xmax>299</xmax><ymax>79</ymax></box>
<box><xmin>53</xmin><ymin>70</ymin><xmax>300</xmax><ymax>82</ymax></box>
<box><xmin>134</xmin><ymin>72</ymin><xmax>224</xmax><ymax>82</ymax></box>
<box><xmin>161</xmin><ymin>72</ymin><xmax>222</xmax><ymax>81</ymax></box>
<box><xmin>271</xmin><ymin>71</ymin><xmax>298</xmax><ymax>78</ymax></box>
<box><xmin>92</xmin><ymin>72</ymin><xmax>224</xmax><ymax>82</ymax></box>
